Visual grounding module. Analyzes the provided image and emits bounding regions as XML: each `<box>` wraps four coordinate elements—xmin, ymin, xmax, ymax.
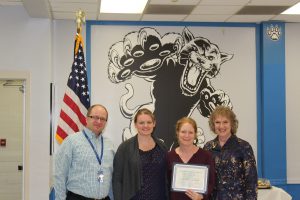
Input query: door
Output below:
<box><xmin>0</xmin><ymin>79</ymin><xmax>24</xmax><ymax>200</ymax></box>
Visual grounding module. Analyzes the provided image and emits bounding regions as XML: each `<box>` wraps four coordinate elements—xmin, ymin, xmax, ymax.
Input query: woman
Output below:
<box><xmin>203</xmin><ymin>106</ymin><xmax>258</xmax><ymax>200</ymax></box>
<box><xmin>167</xmin><ymin>117</ymin><xmax>215</xmax><ymax>200</ymax></box>
<box><xmin>113</xmin><ymin>108</ymin><xmax>168</xmax><ymax>200</ymax></box>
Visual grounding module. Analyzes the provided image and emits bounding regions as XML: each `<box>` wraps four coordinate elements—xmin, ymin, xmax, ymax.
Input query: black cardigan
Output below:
<box><xmin>112</xmin><ymin>134</ymin><xmax>168</xmax><ymax>200</ymax></box>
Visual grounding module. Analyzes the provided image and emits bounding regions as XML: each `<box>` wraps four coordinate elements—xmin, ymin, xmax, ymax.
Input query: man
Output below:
<box><xmin>54</xmin><ymin>104</ymin><xmax>115</xmax><ymax>200</ymax></box>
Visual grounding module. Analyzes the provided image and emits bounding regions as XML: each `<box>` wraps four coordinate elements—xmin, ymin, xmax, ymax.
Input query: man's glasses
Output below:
<box><xmin>88</xmin><ymin>115</ymin><xmax>107</xmax><ymax>122</ymax></box>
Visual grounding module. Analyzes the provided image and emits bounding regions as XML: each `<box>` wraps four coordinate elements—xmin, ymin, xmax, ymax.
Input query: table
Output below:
<box><xmin>258</xmin><ymin>186</ymin><xmax>292</xmax><ymax>200</ymax></box>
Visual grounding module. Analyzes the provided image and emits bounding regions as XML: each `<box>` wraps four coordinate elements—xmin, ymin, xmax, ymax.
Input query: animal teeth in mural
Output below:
<box><xmin>107</xmin><ymin>27</ymin><xmax>234</xmax><ymax>149</ymax></box>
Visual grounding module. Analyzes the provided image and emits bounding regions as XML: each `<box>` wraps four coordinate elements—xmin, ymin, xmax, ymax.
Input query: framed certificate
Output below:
<box><xmin>171</xmin><ymin>163</ymin><xmax>209</xmax><ymax>194</ymax></box>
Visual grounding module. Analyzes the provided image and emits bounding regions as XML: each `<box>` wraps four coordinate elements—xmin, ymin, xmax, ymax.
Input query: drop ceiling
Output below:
<box><xmin>1</xmin><ymin>0</ymin><xmax>300</xmax><ymax>23</ymax></box>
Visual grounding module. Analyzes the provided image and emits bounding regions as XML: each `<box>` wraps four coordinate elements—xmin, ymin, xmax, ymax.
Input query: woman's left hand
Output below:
<box><xmin>185</xmin><ymin>189</ymin><xmax>203</xmax><ymax>200</ymax></box>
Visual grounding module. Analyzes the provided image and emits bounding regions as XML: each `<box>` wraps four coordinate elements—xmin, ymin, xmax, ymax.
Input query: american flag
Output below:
<box><xmin>55</xmin><ymin>33</ymin><xmax>90</xmax><ymax>144</ymax></box>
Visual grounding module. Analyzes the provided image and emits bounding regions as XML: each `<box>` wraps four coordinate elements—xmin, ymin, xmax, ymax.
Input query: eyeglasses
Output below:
<box><xmin>88</xmin><ymin>115</ymin><xmax>107</xmax><ymax>122</ymax></box>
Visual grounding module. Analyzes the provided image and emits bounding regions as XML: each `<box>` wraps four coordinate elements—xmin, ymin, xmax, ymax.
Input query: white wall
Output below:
<box><xmin>0</xmin><ymin>5</ymin><xmax>52</xmax><ymax>200</ymax></box>
<box><xmin>285</xmin><ymin>23</ymin><xmax>300</xmax><ymax>184</ymax></box>
<box><xmin>0</xmin><ymin>6</ymin><xmax>80</xmax><ymax>199</ymax></box>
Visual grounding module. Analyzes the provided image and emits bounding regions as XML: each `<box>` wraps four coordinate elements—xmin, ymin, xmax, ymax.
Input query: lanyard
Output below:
<box><xmin>83</xmin><ymin>130</ymin><xmax>104</xmax><ymax>165</ymax></box>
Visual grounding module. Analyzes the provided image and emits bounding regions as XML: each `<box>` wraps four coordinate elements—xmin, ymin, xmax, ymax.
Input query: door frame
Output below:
<box><xmin>0</xmin><ymin>71</ymin><xmax>30</xmax><ymax>200</ymax></box>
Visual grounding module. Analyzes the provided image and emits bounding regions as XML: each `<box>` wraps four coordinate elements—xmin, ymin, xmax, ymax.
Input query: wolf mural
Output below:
<box><xmin>108</xmin><ymin>27</ymin><xmax>233</xmax><ymax>149</ymax></box>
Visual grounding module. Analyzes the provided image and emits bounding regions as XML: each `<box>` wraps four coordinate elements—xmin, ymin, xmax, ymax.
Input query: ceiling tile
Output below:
<box><xmin>227</xmin><ymin>14</ymin><xmax>274</xmax><ymax>22</ymax></box>
<box><xmin>192</xmin><ymin>5</ymin><xmax>243</xmax><ymax>15</ymax></box>
<box><xmin>149</xmin><ymin>0</ymin><xmax>200</xmax><ymax>5</ymax></box>
<box><xmin>3</xmin><ymin>0</ymin><xmax>300</xmax><ymax>22</ymax></box>
<box><xmin>273</xmin><ymin>14</ymin><xmax>300</xmax><ymax>22</ymax></box>
<box><xmin>142</xmin><ymin>14</ymin><xmax>187</xmax><ymax>21</ymax></box>
<box><xmin>50</xmin><ymin>2</ymin><xmax>98</xmax><ymax>12</ymax></box>
<box><xmin>144</xmin><ymin>4</ymin><xmax>194</xmax><ymax>14</ymax></box>
<box><xmin>184</xmin><ymin>14</ymin><xmax>231</xmax><ymax>22</ymax></box>
<box><xmin>236</xmin><ymin>6</ymin><xmax>290</xmax><ymax>15</ymax></box>
<box><xmin>98</xmin><ymin>13</ymin><xmax>142</xmax><ymax>21</ymax></box>
<box><xmin>53</xmin><ymin>11</ymin><xmax>97</xmax><ymax>20</ymax></box>
<box><xmin>247</xmin><ymin>0</ymin><xmax>300</xmax><ymax>6</ymax></box>
<box><xmin>23</xmin><ymin>0</ymin><xmax>51</xmax><ymax>18</ymax></box>
<box><xmin>199</xmin><ymin>0</ymin><xmax>249</xmax><ymax>6</ymax></box>
<box><xmin>0</xmin><ymin>0</ymin><xmax>22</xmax><ymax>6</ymax></box>
<box><xmin>49</xmin><ymin>0</ymin><xmax>97</xmax><ymax>3</ymax></box>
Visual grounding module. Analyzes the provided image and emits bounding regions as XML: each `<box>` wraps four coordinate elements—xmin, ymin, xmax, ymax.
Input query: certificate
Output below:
<box><xmin>171</xmin><ymin>163</ymin><xmax>209</xmax><ymax>194</ymax></box>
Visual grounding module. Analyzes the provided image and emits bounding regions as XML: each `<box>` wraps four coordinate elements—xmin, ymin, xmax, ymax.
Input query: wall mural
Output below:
<box><xmin>106</xmin><ymin>27</ymin><xmax>234</xmax><ymax>149</ymax></box>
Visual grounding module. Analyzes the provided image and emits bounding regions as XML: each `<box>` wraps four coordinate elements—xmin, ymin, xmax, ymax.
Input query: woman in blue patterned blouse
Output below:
<box><xmin>203</xmin><ymin>106</ymin><xmax>258</xmax><ymax>200</ymax></box>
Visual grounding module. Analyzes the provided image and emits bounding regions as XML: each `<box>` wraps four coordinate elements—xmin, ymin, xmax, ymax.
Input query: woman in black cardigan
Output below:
<box><xmin>113</xmin><ymin>108</ymin><xmax>168</xmax><ymax>200</ymax></box>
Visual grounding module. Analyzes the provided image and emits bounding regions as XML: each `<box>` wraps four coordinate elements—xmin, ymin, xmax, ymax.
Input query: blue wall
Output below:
<box><xmin>260</xmin><ymin>21</ymin><xmax>299</xmax><ymax>199</ymax></box>
<box><xmin>260</xmin><ymin>22</ymin><xmax>287</xmax><ymax>184</ymax></box>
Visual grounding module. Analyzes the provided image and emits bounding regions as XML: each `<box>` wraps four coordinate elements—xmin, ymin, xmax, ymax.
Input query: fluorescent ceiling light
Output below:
<box><xmin>282</xmin><ymin>2</ymin><xmax>300</xmax><ymax>14</ymax></box>
<box><xmin>100</xmin><ymin>0</ymin><xmax>148</xmax><ymax>14</ymax></box>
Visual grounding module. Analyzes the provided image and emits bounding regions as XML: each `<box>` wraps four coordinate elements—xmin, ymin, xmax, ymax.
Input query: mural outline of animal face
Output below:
<box><xmin>179</xmin><ymin>28</ymin><xmax>233</xmax><ymax>97</ymax></box>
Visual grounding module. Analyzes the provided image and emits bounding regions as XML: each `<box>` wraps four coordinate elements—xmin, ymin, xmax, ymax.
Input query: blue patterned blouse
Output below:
<box><xmin>203</xmin><ymin>135</ymin><xmax>258</xmax><ymax>200</ymax></box>
<box><xmin>131</xmin><ymin>144</ymin><xmax>167</xmax><ymax>200</ymax></box>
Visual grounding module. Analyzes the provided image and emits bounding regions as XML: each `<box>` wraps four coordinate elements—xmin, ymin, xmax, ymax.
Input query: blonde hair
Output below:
<box><xmin>208</xmin><ymin>106</ymin><xmax>238</xmax><ymax>135</ymax></box>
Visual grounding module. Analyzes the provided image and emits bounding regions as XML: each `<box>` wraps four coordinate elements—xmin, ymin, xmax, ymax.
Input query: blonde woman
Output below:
<box><xmin>203</xmin><ymin>106</ymin><xmax>257</xmax><ymax>200</ymax></box>
<box><xmin>113</xmin><ymin>108</ymin><xmax>168</xmax><ymax>200</ymax></box>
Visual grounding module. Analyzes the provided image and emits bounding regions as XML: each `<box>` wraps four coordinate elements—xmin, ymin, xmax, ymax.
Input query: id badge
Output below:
<box><xmin>97</xmin><ymin>170</ymin><xmax>104</xmax><ymax>183</ymax></box>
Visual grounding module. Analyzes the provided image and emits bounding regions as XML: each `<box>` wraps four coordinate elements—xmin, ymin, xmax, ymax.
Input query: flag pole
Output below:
<box><xmin>76</xmin><ymin>9</ymin><xmax>85</xmax><ymax>35</ymax></box>
<box><xmin>55</xmin><ymin>9</ymin><xmax>90</xmax><ymax>144</ymax></box>
<box><xmin>75</xmin><ymin>9</ymin><xmax>85</xmax><ymax>56</ymax></box>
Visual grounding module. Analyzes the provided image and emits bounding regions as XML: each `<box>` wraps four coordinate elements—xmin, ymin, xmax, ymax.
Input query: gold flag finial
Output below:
<box><xmin>76</xmin><ymin>9</ymin><xmax>86</xmax><ymax>34</ymax></box>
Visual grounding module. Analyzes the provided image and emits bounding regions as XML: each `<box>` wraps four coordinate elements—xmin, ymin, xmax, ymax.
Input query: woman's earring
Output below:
<box><xmin>193</xmin><ymin>138</ymin><xmax>199</xmax><ymax>146</ymax></box>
